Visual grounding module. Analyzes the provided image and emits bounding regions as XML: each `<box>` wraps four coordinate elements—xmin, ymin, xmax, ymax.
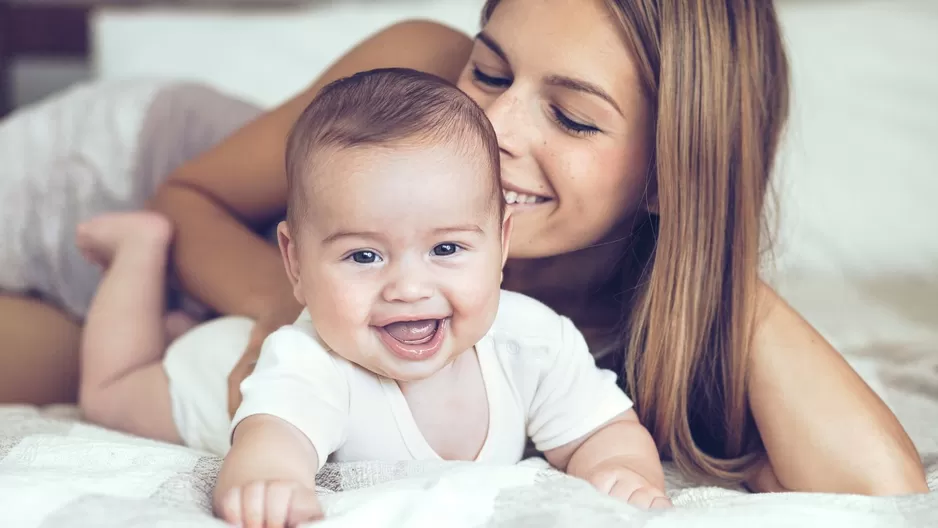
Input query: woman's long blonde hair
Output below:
<box><xmin>482</xmin><ymin>0</ymin><xmax>790</xmax><ymax>484</ymax></box>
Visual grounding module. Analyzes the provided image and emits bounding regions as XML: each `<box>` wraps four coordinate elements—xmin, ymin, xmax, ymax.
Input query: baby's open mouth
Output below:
<box><xmin>382</xmin><ymin>319</ymin><xmax>440</xmax><ymax>345</ymax></box>
<box><xmin>375</xmin><ymin>318</ymin><xmax>448</xmax><ymax>361</ymax></box>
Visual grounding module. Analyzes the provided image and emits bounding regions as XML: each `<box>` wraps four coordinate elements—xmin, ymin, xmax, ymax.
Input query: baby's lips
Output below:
<box><xmin>382</xmin><ymin>319</ymin><xmax>439</xmax><ymax>344</ymax></box>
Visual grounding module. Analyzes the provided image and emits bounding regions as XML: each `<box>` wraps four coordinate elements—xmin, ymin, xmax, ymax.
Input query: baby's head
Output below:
<box><xmin>279</xmin><ymin>68</ymin><xmax>509</xmax><ymax>381</ymax></box>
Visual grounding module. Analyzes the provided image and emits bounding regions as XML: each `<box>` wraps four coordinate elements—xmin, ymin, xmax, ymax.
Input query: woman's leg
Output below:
<box><xmin>0</xmin><ymin>294</ymin><xmax>81</xmax><ymax>404</ymax></box>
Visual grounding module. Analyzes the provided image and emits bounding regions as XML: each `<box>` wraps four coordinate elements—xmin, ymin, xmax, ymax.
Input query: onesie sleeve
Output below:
<box><xmin>231</xmin><ymin>325</ymin><xmax>350</xmax><ymax>471</ymax></box>
<box><xmin>526</xmin><ymin>315</ymin><xmax>633</xmax><ymax>453</ymax></box>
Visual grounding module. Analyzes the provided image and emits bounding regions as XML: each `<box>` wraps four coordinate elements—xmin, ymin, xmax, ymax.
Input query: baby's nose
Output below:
<box><xmin>381</xmin><ymin>267</ymin><xmax>434</xmax><ymax>304</ymax></box>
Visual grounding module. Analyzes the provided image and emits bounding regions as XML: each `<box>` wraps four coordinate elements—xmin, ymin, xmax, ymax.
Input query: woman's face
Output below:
<box><xmin>457</xmin><ymin>0</ymin><xmax>654</xmax><ymax>259</ymax></box>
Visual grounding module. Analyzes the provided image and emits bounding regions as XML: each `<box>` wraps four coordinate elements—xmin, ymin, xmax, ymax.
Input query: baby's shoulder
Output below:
<box><xmin>491</xmin><ymin>289</ymin><xmax>564</xmax><ymax>332</ymax></box>
<box><xmin>488</xmin><ymin>290</ymin><xmax>569</xmax><ymax>358</ymax></box>
<box><xmin>260</xmin><ymin>311</ymin><xmax>346</xmax><ymax>368</ymax></box>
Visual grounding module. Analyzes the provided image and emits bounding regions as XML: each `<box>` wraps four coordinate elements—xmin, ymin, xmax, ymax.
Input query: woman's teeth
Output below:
<box><xmin>503</xmin><ymin>190</ymin><xmax>546</xmax><ymax>205</ymax></box>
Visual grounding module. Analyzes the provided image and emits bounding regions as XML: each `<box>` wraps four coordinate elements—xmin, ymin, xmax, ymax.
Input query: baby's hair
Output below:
<box><xmin>285</xmin><ymin>67</ymin><xmax>502</xmax><ymax>228</ymax></box>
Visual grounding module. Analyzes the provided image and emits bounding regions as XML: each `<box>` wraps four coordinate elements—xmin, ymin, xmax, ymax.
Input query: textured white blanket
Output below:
<box><xmin>1</xmin><ymin>338</ymin><xmax>935</xmax><ymax>528</ymax></box>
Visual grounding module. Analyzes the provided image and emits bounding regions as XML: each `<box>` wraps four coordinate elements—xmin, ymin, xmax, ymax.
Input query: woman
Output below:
<box><xmin>1</xmin><ymin>0</ymin><xmax>928</xmax><ymax>493</ymax></box>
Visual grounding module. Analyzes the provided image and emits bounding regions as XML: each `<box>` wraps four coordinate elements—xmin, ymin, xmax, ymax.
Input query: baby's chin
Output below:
<box><xmin>370</xmin><ymin>357</ymin><xmax>452</xmax><ymax>383</ymax></box>
<box><xmin>336</xmin><ymin>328</ymin><xmax>482</xmax><ymax>382</ymax></box>
<box><xmin>347</xmin><ymin>348</ymin><xmax>461</xmax><ymax>383</ymax></box>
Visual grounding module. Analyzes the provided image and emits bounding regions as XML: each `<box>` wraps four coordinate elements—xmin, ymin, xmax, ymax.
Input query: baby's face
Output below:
<box><xmin>280</xmin><ymin>144</ymin><xmax>509</xmax><ymax>381</ymax></box>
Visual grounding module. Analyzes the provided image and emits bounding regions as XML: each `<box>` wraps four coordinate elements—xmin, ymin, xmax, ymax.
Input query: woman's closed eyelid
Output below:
<box><xmin>472</xmin><ymin>65</ymin><xmax>512</xmax><ymax>88</ymax></box>
<box><xmin>470</xmin><ymin>64</ymin><xmax>602</xmax><ymax>136</ymax></box>
<box><xmin>548</xmin><ymin>104</ymin><xmax>601</xmax><ymax>136</ymax></box>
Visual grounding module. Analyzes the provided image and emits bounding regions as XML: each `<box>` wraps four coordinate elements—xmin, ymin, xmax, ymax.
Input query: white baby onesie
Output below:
<box><xmin>231</xmin><ymin>290</ymin><xmax>633</xmax><ymax>470</ymax></box>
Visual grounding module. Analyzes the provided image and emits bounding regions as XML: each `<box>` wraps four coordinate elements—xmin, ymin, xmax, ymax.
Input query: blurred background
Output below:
<box><xmin>1</xmin><ymin>0</ymin><xmax>487</xmax><ymax>114</ymax></box>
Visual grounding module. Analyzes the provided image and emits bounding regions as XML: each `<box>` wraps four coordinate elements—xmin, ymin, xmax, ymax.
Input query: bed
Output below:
<box><xmin>1</xmin><ymin>334</ymin><xmax>936</xmax><ymax>526</ymax></box>
<box><xmin>2</xmin><ymin>0</ymin><xmax>937</xmax><ymax>526</ymax></box>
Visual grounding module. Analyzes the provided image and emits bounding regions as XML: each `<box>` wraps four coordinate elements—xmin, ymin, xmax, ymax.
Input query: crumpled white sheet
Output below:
<box><xmin>0</xmin><ymin>327</ymin><xmax>935</xmax><ymax>528</ymax></box>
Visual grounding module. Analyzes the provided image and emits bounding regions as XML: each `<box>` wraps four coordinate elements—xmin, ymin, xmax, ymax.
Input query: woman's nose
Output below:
<box><xmin>484</xmin><ymin>90</ymin><xmax>528</xmax><ymax>160</ymax></box>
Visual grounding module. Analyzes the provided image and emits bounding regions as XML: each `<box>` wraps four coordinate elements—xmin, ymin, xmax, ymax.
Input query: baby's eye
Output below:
<box><xmin>350</xmin><ymin>250</ymin><xmax>381</xmax><ymax>264</ymax></box>
<box><xmin>432</xmin><ymin>243</ymin><xmax>460</xmax><ymax>256</ymax></box>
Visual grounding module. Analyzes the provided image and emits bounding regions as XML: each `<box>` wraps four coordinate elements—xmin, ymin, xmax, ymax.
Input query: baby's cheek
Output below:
<box><xmin>451</xmin><ymin>271</ymin><xmax>501</xmax><ymax>333</ymax></box>
<box><xmin>307</xmin><ymin>282</ymin><xmax>365</xmax><ymax>333</ymax></box>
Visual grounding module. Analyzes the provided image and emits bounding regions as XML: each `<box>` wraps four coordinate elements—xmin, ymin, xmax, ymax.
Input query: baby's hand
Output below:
<box><xmin>217</xmin><ymin>480</ymin><xmax>322</xmax><ymax>528</ymax></box>
<box><xmin>586</xmin><ymin>463</ymin><xmax>672</xmax><ymax>510</ymax></box>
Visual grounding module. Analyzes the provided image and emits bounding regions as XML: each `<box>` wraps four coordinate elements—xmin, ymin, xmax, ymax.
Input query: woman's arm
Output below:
<box><xmin>149</xmin><ymin>20</ymin><xmax>474</xmax><ymax>322</ymax></box>
<box><xmin>747</xmin><ymin>283</ymin><xmax>928</xmax><ymax>495</ymax></box>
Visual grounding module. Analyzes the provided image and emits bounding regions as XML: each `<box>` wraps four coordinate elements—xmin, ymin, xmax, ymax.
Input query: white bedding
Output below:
<box><xmin>1</xmin><ymin>323</ymin><xmax>936</xmax><ymax>527</ymax></box>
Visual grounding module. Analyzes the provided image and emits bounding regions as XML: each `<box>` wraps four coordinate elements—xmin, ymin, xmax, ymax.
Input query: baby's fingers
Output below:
<box><xmin>287</xmin><ymin>487</ymin><xmax>324</xmax><ymax>526</ymax></box>
<box><xmin>218</xmin><ymin>488</ymin><xmax>243</xmax><ymax>526</ymax></box>
<box><xmin>593</xmin><ymin>468</ymin><xmax>645</xmax><ymax>499</ymax></box>
<box><xmin>617</xmin><ymin>483</ymin><xmax>671</xmax><ymax>510</ymax></box>
<box><xmin>264</xmin><ymin>481</ymin><xmax>296</xmax><ymax>528</ymax></box>
<box><xmin>242</xmin><ymin>481</ymin><xmax>269</xmax><ymax>528</ymax></box>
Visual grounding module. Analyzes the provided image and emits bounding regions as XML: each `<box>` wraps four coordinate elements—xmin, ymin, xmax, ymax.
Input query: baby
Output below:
<box><xmin>76</xmin><ymin>68</ymin><xmax>671</xmax><ymax>528</ymax></box>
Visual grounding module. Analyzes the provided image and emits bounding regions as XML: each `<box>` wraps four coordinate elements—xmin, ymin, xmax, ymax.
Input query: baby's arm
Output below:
<box><xmin>214</xmin><ymin>415</ymin><xmax>323</xmax><ymax>527</ymax></box>
<box><xmin>214</xmin><ymin>319</ymin><xmax>350</xmax><ymax>527</ymax></box>
<box><xmin>545</xmin><ymin>410</ymin><xmax>671</xmax><ymax>509</ymax></box>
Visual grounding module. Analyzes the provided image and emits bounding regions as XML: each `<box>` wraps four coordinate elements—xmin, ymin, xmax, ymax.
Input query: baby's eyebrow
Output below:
<box><xmin>321</xmin><ymin>230</ymin><xmax>383</xmax><ymax>245</ymax></box>
<box><xmin>432</xmin><ymin>225</ymin><xmax>485</xmax><ymax>236</ymax></box>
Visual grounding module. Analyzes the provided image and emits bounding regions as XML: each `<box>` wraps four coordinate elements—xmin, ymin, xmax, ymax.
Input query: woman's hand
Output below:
<box><xmin>228</xmin><ymin>303</ymin><xmax>302</xmax><ymax>418</ymax></box>
<box><xmin>227</xmin><ymin>323</ymin><xmax>269</xmax><ymax>417</ymax></box>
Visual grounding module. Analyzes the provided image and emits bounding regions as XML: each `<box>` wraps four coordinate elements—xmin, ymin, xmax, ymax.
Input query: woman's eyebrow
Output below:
<box><xmin>475</xmin><ymin>32</ymin><xmax>509</xmax><ymax>62</ymax></box>
<box><xmin>546</xmin><ymin>75</ymin><xmax>623</xmax><ymax>117</ymax></box>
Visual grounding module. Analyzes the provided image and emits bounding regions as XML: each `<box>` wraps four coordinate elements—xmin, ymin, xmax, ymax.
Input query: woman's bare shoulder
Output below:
<box><xmin>361</xmin><ymin>19</ymin><xmax>475</xmax><ymax>80</ymax></box>
<box><xmin>159</xmin><ymin>20</ymin><xmax>474</xmax><ymax>225</ymax></box>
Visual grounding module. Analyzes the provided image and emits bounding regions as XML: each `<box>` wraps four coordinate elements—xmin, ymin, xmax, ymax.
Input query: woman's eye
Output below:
<box><xmin>432</xmin><ymin>243</ymin><xmax>460</xmax><ymax>256</ymax></box>
<box><xmin>472</xmin><ymin>66</ymin><xmax>511</xmax><ymax>89</ymax></box>
<box><xmin>350</xmin><ymin>250</ymin><xmax>380</xmax><ymax>264</ymax></box>
<box><xmin>551</xmin><ymin>106</ymin><xmax>600</xmax><ymax>136</ymax></box>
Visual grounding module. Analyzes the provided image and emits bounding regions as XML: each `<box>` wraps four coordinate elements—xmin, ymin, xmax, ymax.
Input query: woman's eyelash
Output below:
<box><xmin>471</xmin><ymin>65</ymin><xmax>598</xmax><ymax>136</ymax></box>
<box><xmin>472</xmin><ymin>67</ymin><xmax>511</xmax><ymax>88</ymax></box>
<box><xmin>550</xmin><ymin>106</ymin><xmax>600</xmax><ymax>136</ymax></box>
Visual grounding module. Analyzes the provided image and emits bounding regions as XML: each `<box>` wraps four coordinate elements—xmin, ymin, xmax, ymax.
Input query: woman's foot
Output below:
<box><xmin>76</xmin><ymin>212</ymin><xmax>173</xmax><ymax>269</ymax></box>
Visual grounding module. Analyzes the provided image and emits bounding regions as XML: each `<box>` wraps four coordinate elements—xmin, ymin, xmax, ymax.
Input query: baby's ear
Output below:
<box><xmin>500</xmin><ymin>211</ymin><xmax>513</xmax><ymax>268</ymax></box>
<box><xmin>276</xmin><ymin>221</ymin><xmax>305</xmax><ymax>305</ymax></box>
